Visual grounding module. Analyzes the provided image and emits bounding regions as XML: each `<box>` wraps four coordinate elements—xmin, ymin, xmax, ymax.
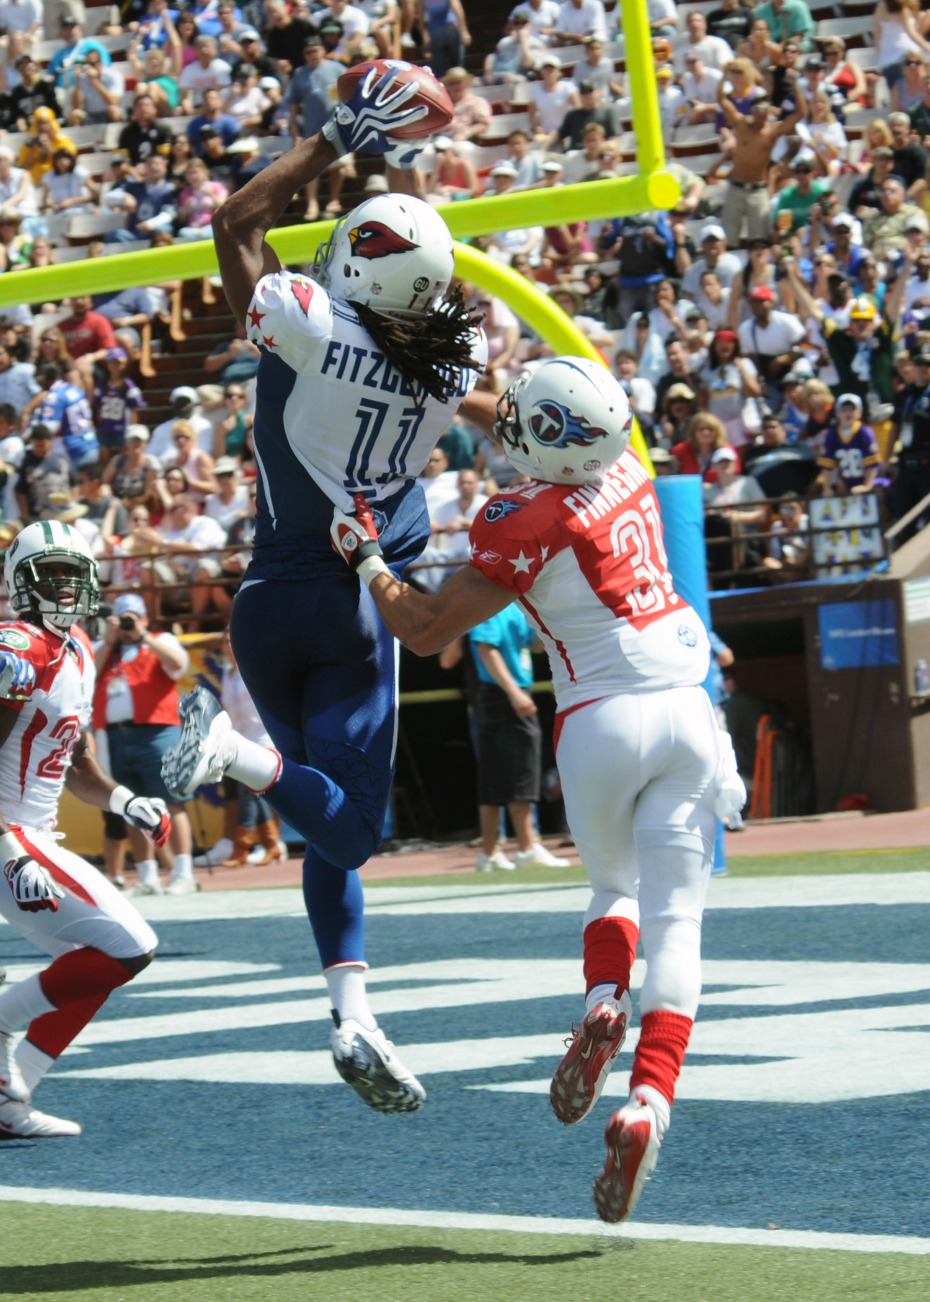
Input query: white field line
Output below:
<box><xmin>0</xmin><ymin>1186</ymin><xmax>927</xmax><ymax>1255</ymax></box>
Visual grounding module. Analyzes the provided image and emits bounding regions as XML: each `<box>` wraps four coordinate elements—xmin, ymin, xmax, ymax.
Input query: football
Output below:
<box><xmin>336</xmin><ymin>59</ymin><xmax>454</xmax><ymax>141</ymax></box>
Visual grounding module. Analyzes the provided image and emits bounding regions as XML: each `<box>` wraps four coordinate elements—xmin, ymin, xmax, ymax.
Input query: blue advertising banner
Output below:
<box><xmin>818</xmin><ymin>600</ymin><xmax>899</xmax><ymax>670</ymax></box>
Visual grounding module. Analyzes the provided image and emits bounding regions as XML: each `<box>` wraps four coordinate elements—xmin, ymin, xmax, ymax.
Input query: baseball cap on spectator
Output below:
<box><xmin>215</xmin><ymin>456</ymin><xmax>239</xmax><ymax>476</ymax></box>
<box><xmin>849</xmin><ymin>296</ymin><xmax>877</xmax><ymax>319</ymax></box>
<box><xmin>234</xmin><ymin>64</ymin><xmax>258</xmax><ymax>80</ymax></box>
<box><xmin>197</xmin><ymin>384</ymin><xmax>224</xmax><ymax>403</ymax></box>
<box><xmin>837</xmin><ymin>393</ymin><xmax>863</xmax><ymax>410</ymax></box>
<box><xmin>685</xmin><ymin>306</ymin><xmax>705</xmax><ymax>323</ymax></box>
<box><xmin>542</xmin><ymin>160</ymin><xmax>563</xmax><ymax>172</ymax></box>
<box><xmin>259</xmin><ymin>76</ymin><xmax>280</xmax><ymax>90</ymax></box>
<box><xmin>650</xmin><ymin>447</ymin><xmax>674</xmax><ymax>463</ymax></box>
<box><xmin>700</xmin><ymin>223</ymin><xmax>725</xmax><ymax>242</ymax></box>
<box><xmin>170</xmin><ymin>385</ymin><xmax>200</xmax><ymax>408</ymax></box>
<box><xmin>303</xmin><ymin>33</ymin><xmax>324</xmax><ymax>47</ymax></box>
<box><xmin>804</xmin><ymin>55</ymin><xmax>823</xmax><ymax>70</ymax></box>
<box><xmin>684</xmin><ymin>48</ymin><xmax>701</xmax><ymax>63</ymax></box>
<box><xmin>106</xmin><ymin>346</ymin><xmax>128</xmax><ymax>361</ymax></box>
<box><xmin>61</xmin><ymin>14</ymin><xmax>77</xmax><ymax>25</ymax></box>
<box><xmin>199</xmin><ymin>124</ymin><xmax>220</xmax><ymax>139</ymax></box>
<box><xmin>434</xmin><ymin>135</ymin><xmax>453</xmax><ymax>150</ymax></box>
<box><xmin>114</xmin><ymin>593</ymin><xmax>147</xmax><ymax>617</ymax></box>
<box><xmin>318</xmin><ymin>18</ymin><xmax>343</xmax><ymax>36</ymax></box>
<box><xmin>914</xmin><ymin>349</ymin><xmax>930</xmax><ymax>365</ymax></box>
<box><xmin>578</xmin><ymin>80</ymin><xmax>596</xmax><ymax>94</ymax></box>
<box><xmin>791</xmin><ymin>156</ymin><xmax>814</xmax><ymax>171</ymax></box>
<box><xmin>126</xmin><ymin>424</ymin><xmax>150</xmax><ymax>442</ymax></box>
<box><xmin>666</xmin><ymin>382</ymin><xmax>695</xmax><ymax>400</ymax></box>
<box><xmin>782</xmin><ymin>358</ymin><xmax>815</xmax><ymax>384</ymax></box>
<box><xmin>748</xmin><ymin>285</ymin><xmax>775</xmax><ymax>301</ymax></box>
<box><xmin>491</xmin><ymin>161</ymin><xmax>518</xmax><ymax>177</ymax></box>
<box><xmin>540</xmin><ymin>54</ymin><xmax>561</xmax><ymax>68</ymax></box>
<box><xmin>832</xmin><ymin>213</ymin><xmax>855</xmax><ymax>230</ymax></box>
<box><xmin>711</xmin><ymin>447</ymin><xmax>739</xmax><ymax>464</ymax></box>
<box><xmin>239</xmin><ymin>27</ymin><xmax>261</xmax><ymax>41</ymax></box>
<box><xmin>655</xmin><ymin>66</ymin><xmax>674</xmax><ymax>81</ymax></box>
<box><xmin>32</xmin><ymin>106</ymin><xmax>56</xmax><ymax>123</ymax></box>
<box><xmin>905</xmin><ymin>212</ymin><xmax>930</xmax><ymax>233</ymax></box>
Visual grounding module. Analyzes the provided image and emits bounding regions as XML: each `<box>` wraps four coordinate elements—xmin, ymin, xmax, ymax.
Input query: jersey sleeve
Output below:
<box><xmin>468</xmin><ymin>487</ymin><xmax>563</xmax><ymax>596</ymax></box>
<box><xmin>244</xmin><ymin>270</ymin><xmax>335</xmax><ymax>375</ymax></box>
<box><xmin>0</xmin><ymin>623</ymin><xmax>51</xmax><ymax>710</ymax></box>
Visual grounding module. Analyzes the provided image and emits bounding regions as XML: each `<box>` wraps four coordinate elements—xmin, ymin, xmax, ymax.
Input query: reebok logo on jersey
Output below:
<box><xmin>528</xmin><ymin>400</ymin><xmax>608</xmax><ymax>450</ymax></box>
<box><xmin>348</xmin><ymin>222</ymin><xmax>418</xmax><ymax>260</ymax></box>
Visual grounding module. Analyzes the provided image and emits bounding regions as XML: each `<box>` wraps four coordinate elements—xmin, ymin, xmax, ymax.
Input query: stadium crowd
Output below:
<box><xmin>0</xmin><ymin>2</ymin><xmax>924</xmax><ymax>749</ymax></box>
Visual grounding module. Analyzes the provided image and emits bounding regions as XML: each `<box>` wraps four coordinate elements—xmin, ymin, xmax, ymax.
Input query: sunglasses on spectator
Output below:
<box><xmin>225</xmin><ymin>390</ymin><xmax>244</xmax><ymax>398</ymax></box>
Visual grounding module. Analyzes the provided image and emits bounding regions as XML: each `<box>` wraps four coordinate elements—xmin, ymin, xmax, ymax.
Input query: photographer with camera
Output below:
<box><xmin>92</xmin><ymin>593</ymin><xmax>197</xmax><ymax>896</ymax></box>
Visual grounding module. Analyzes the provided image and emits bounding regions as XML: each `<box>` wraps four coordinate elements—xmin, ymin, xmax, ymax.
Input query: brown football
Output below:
<box><xmin>336</xmin><ymin>59</ymin><xmax>454</xmax><ymax>141</ymax></box>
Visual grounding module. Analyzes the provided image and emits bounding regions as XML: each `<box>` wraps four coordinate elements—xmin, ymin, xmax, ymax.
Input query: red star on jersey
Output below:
<box><xmin>262</xmin><ymin>334</ymin><xmax>277</xmax><ymax>349</ymax></box>
<box><xmin>247</xmin><ymin>305</ymin><xmax>265</xmax><ymax>330</ymax></box>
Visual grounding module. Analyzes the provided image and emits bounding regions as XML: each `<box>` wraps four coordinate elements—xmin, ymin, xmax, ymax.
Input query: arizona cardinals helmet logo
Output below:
<box><xmin>348</xmin><ymin>222</ymin><xmax>419</xmax><ymax>260</ymax></box>
<box><xmin>527</xmin><ymin>401</ymin><xmax>608</xmax><ymax>449</ymax></box>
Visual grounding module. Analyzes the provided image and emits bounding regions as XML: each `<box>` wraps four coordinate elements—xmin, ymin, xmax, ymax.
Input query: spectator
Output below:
<box><xmin>763</xmin><ymin>492</ymin><xmax>811</xmax><ymax>580</ymax></box>
<box><xmin>743</xmin><ymin>410</ymin><xmax>792</xmax><ymax>469</ymax></box>
<box><xmin>654</xmin><ymin>64</ymin><xmax>685</xmax><ymax>130</ymax></box>
<box><xmin>211</xmin><ymin>382</ymin><xmax>253</xmax><ymax>460</ymax></box>
<box><xmin>93</xmin><ymin>284</ymin><xmax>160</xmax><ymax>355</ymax></box>
<box><xmin>426</xmin><ymin>136</ymin><xmax>480</xmax><ymax>202</ymax></box>
<box><xmin>891</xmin><ymin>51</ymin><xmax>926</xmax><ymax>114</ymax></box>
<box><xmin>494</xmin><ymin>128</ymin><xmax>545</xmax><ymax>191</ymax></box>
<box><xmin>554</xmin><ymin>0</ymin><xmax>607</xmax><ymax>45</ymax></box>
<box><xmin>754</xmin><ymin>0</ymin><xmax>815</xmax><ymax>53</ymax></box>
<box><xmin>682</xmin><ymin>49</ymin><xmax>723</xmax><ymax>125</ymax></box>
<box><xmin>76</xmin><ymin>457</ymin><xmax>123</xmax><ymax>531</ymax></box>
<box><xmin>886</xmin><ymin>110</ymin><xmax>929</xmax><ymax>198</ymax></box>
<box><xmin>527</xmin><ymin>54</ymin><xmax>579</xmax><ymax>143</ymax></box>
<box><xmin>614</xmin><ymin>349</ymin><xmax>656</xmax><ymax>425</ymax></box>
<box><xmin>699</xmin><ymin>329</ymin><xmax>763</xmax><ymax>448</ymax></box>
<box><xmin>211</xmin><ymin>475</ymin><xmax>256</xmax><ymax>622</ymax></box>
<box><xmin>0</xmin><ymin>336</ymin><xmax>38</xmax><ymax>412</ymax></box>
<box><xmin>599</xmin><ymin>210</ymin><xmax>676</xmax><ymax>324</ymax></box>
<box><xmin>737</xmin><ymin>285</ymin><xmax>806</xmax><ymax>410</ymax></box>
<box><xmin>661</xmin><ymin>381</ymin><xmax>700</xmax><ymax>446</ymax></box>
<box><xmin>707</xmin><ymin>0</ymin><xmax>755</xmax><ymax>50</ymax></box>
<box><xmin>314</xmin><ymin>1</ymin><xmax>372</xmax><ymax>65</ymax></box>
<box><xmin>873</xmin><ymin>0</ymin><xmax>930</xmax><ymax>94</ymax></box>
<box><xmin>773</xmin><ymin>154</ymin><xmax>832</xmax><ymax>230</ymax></box>
<box><xmin>59</xmin><ymin>296</ymin><xmax>117</xmax><ymax>366</ymax></box>
<box><xmin>27</xmin><ymin>361</ymin><xmax>99</xmax><ymax>469</ymax></box>
<box><xmin>169</xmin><ymin>131</ymin><xmax>196</xmax><ymax>180</ymax></box>
<box><xmin>263</xmin><ymin>0</ymin><xmax>316</xmax><ymax>77</ymax></box>
<box><xmin>889</xmin><ymin>344</ymin><xmax>930</xmax><ymax>537</ymax></box>
<box><xmin>70</xmin><ymin>44</ymin><xmax>126</xmax><ymax>125</ymax></box>
<box><xmin>92</xmin><ymin>592</ymin><xmax>197</xmax><ymax>896</ymax></box>
<box><xmin>198</xmin><ymin>126</ymin><xmax>238</xmax><ymax>186</ymax></box>
<box><xmin>575</xmin><ymin>35</ymin><xmax>622</xmax><ymax>99</ymax></box>
<box><xmin>150</xmin><ymin>386</ymin><xmax>213</xmax><ymax>461</ymax></box>
<box><xmin>179</xmin><ymin>35</ymin><xmax>231</xmax><ymax>113</ymax></box>
<box><xmin>175</xmin><ymin>157</ymin><xmax>228</xmax><ymax>240</ymax></box>
<box><xmin>175</xmin><ymin>9</ymin><xmax>203</xmax><ymax>67</ymax></box>
<box><xmin>37</xmin><ymin>147</ymin><xmax>97</xmax><ymax>240</ymax></box>
<box><xmin>129</xmin><ymin>38</ymin><xmax>183</xmax><ymax>117</ymax></box>
<box><xmin>552</xmin><ymin>80</ymin><xmax>618</xmax><ymax>152</ymax></box>
<box><xmin>821</xmin><ymin>36</ymin><xmax>868</xmax><ymax>107</ymax></box>
<box><xmin>93</xmin><ymin>348</ymin><xmax>144</xmax><ymax>466</ymax></box>
<box><xmin>287</xmin><ymin>35</ymin><xmax>345</xmax><ymax>220</ymax></box>
<box><xmin>14</xmin><ymin>422</ymin><xmax>74</xmax><ymax>522</ymax></box>
<box><xmin>511</xmin><ymin>0</ymin><xmax>560</xmax><ymax>43</ymax></box>
<box><xmin>9</xmin><ymin>55</ymin><xmax>61</xmax><ymax>129</ymax></box>
<box><xmin>671</xmin><ymin>410</ymin><xmax>731</xmax><ymax>480</ymax></box>
<box><xmin>803</xmin><ymin>90</ymin><xmax>848</xmax><ymax>177</ymax></box>
<box><xmin>143</xmin><ymin>491</ymin><xmax>227</xmax><ymax>629</ymax></box>
<box><xmin>201</xmin><ymin>320</ymin><xmax>261</xmax><ymax>388</ymax></box>
<box><xmin>48</xmin><ymin>17</ymin><xmax>111</xmax><ymax>90</ymax></box>
<box><xmin>817</xmin><ymin>393</ymin><xmax>881</xmax><ymax>495</ymax></box>
<box><xmin>703</xmin><ymin>445</ymin><xmax>768</xmax><ymax>581</ymax></box>
<box><xmin>229</xmin><ymin>29</ymin><xmax>279</xmax><ymax>84</ymax></box>
<box><xmin>161</xmin><ymin>419</ymin><xmax>217</xmax><ymax>502</ymax></box>
<box><xmin>443</xmin><ymin>66</ymin><xmax>493</xmax><ymax>145</ymax></box>
<box><xmin>204</xmin><ymin>454</ymin><xmax>248</xmax><ymax>530</ymax></box>
<box><xmin>0</xmin><ymin>147</ymin><xmax>39</xmax><ymax>233</ymax></box>
<box><xmin>680</xmin><ymin>223</ymin><xmax>743</xmax><ymax>299</ymax></box>
<box><xmin>735</xmin><ymin>17</ymin><xmax>780</xmax><ymax>73</ymax></box>
<box><xmin>103</xmin><ymin>423</ymin><xmax>160</xmax><ymax>510</ymax></box>
<box><xmin>654</xmin><ymin>334</ymin><xmax>704</xmax><ymax>414</ymax></box>
<box><xmin>118</xmin><ymin>95</ymin><xmax>172</xmax><ymax>168</ymax></box>
<box><xmin>222</xmin><ymin>63</ymin><xmax>271</xmax><ymax>131</ymax></box>
<box><xmin>17</xmin><ymin>107</ymin><xmax>76</xmax><ymax>187</ymax></box>
<box><xmin>417</xmin><ymin>0</ymin><xmax>472</xmax><ymax>78</ymax></box>
<box><xmin>469</xmin><ymin>604</ymin><xmax>567</xmax><ymax>872</ymax></box>
<box><xmin>718</xmin><ymin>88</ymin><xmax>803</xmax><ymax>244</ymax></box>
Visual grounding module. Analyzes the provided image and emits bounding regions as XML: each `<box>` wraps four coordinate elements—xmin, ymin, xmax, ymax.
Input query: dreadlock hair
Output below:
<box><xmin>355</xmin><ymin>285</ymin><xmax>483</xmax><ymax>409</ymax></box>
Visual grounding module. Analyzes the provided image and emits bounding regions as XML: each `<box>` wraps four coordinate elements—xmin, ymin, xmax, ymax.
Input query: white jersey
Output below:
<box><xmin>468</xmin><ymin>449</ymin><xmax>710</xmax><ymax>710</ymax></box>
<box><xmin>243</xmin><ymin>269</ymin><xmax>488</xmax><ymax>513</ymax></box>
<box><xmin>0</xmin><ymin>621</ymin><xmax>95</xmax><ymax>832</ymax></box>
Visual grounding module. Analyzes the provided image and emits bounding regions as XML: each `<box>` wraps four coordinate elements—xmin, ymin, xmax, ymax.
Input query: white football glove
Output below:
<box><xmin>2</xmin><ymin>842</ymin><xmax>65</xmax><ymax>913</ymax></box>
<box><xmin>0</xmin><ymin>650</ymin><xmax>36</xmax><ymax>701</ymax></box>
<box><xmin>322</xmin><ymin>62</ymin><xmax>429</xmax><ymax>158</ymax></box>
<box><xmin>109</xmin><ymin>785</ymin><xmax>172</xmax><ymax>846</ymax></box>
<box><xmin>714</xmin><ymin>729</ymin><xmax>747</xmax><ymax>824</ymax></box>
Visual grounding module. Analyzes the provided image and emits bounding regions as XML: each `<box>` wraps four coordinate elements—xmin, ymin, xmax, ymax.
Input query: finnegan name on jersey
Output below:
<box><xmin>319</xmin><ymin>336</ymin><xmax>476</xmax><ymax>402</ymax></box>
<box><xmin>487</xmin><ymin>454</ymin><xmax>654</xmax><ymax>528</ymax></box>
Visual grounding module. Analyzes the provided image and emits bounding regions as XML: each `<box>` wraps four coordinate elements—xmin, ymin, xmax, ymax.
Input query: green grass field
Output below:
<box><xmin>1</xmin><ymin>1204</ymin><xmax>926</xmax><ymax>1302</ymax></box>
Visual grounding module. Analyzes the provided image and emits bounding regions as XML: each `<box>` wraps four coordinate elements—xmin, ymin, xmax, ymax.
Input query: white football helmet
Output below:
<box><xmin>312</xmin><ymin>193</ymin><xmax>454</xmax><ymax>317</ymax></box>
<box><xmin>3</xmin><ymin>520</ymin><xmax>99</xmax><ymax>632</ymax></box>
<box><xmin>494</xmin><ymin>357</ymin><xmax>633</xmax><ymax>485</ymax></box>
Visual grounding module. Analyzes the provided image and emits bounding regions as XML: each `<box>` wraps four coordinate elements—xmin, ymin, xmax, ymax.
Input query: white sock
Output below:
<box><xmin>631</xmin><ymin>1084</ymin><xmax>671</xmax><ymax>1140</ymax></box>
<box><xmin>585</xmin><ymin>982</ymin><xmax>624</xmax><ymax>1014</ymax></box>
<box><xmin>15</xmin><ymin>1039</ymin><xmax>54</xmax><ymax>1094</ymax></box>
<box><xmin>226</xmin><ymin>734</ymin><xmax>280</xmax><ymax>793</ymax></box>
<box><xmin>171</xmin><ymin>853</ymin><xmax>193</xmax><ymax>881</ymax></box>
<box><xmin>0</xmin><ymin>974</ymin><xmax>55</xmax><ymax>1034</ymax></box>
<box><xmin>136</xmin><ymin>859</ymin><xmax>159</xmax><ymax>887</ymax></box>
<box><xmin>325</xmin><ymin>962</ymin><xmax>376</xmax><ymax>1030</ymax></box>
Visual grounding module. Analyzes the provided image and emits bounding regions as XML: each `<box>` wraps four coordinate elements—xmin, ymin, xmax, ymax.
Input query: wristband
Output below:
<box><xmin>108</xmin><ymin>785</ymin><xmax>133</xmax><ymax>817</ymax></box>
<box><xmin>0</xmin><ymin>830</ymin><xmax>24</xmax><ymax>862</ymax></box>
<box><xmin>357</xmin><ymin>556</ymin><xmax>391</xmax><ymax>588</ymax></box>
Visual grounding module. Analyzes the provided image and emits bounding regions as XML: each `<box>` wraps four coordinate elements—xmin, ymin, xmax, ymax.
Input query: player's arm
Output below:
<box><xmin>332</xmin><ymin>494</ymin><xmax>513</xmax><ymax>652</ymax></box>
<box><xmin>66</xmin><ymin>730</ymin><xmax>171</xmax><ymax>845</ymax></box>
<box><xmin>456</xmin><ymin>387</ymin><xmax>501</xmax><ymax>435</ymax></box>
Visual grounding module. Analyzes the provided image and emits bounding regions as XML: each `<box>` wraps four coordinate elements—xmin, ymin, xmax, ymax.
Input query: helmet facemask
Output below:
<box><xmin>10</xmin><ymin>550</ymin><xmax>99</xmax><ymax>632</ymax></box>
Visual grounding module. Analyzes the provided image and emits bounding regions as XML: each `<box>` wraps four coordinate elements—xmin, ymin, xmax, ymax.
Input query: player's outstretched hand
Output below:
<box><xmin>0</xmin><ymin>650</ymin><xmax>36</xmax><ymax>701</ymax></box>
<box><xmin>3</xmin><ymin>854</ymin><xmax>65</xmax><ymax>913</ymax></box>
<box><xmin>331</xmin><ymin>492</ymin><xmax>384</xmax><ymax>571</ymax></box>
<box><xmin>323</xmin><ymin>63</ymin><xmax>429</xmax><ymax>157</ymax></box>
<box><xmin>124</xmin><ymin>795</ymin><xmax>172</xmax><ymax>847</ymax></box>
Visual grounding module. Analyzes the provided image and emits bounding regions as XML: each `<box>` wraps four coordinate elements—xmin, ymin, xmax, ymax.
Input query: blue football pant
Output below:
<box><xmin>230</xmin><ymin>575</ymin><xmax>398</xmax><ymax>969</ymax></box>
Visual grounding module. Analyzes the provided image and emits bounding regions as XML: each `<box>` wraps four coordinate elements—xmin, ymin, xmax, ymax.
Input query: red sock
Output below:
<box><xmin>28</xmin><ymin>949</ymin><xmax>135</xmax><ymax>1061</ymax></box>
<box><xmin>630</xmin><ymin>1009</ymin><xmax>693</xmax><ymax>1107</ymax></box>
<box><xmin>583</xmin><ymin>916</ymin><xmax>639</xmax><ymax>995</ymax></box>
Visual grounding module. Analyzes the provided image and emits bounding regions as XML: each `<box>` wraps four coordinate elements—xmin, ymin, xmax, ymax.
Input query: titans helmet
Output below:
<box><xmin>494</xmin><ymin>357</ymin><xmax>633</xmax><ymax>485</ymax></box>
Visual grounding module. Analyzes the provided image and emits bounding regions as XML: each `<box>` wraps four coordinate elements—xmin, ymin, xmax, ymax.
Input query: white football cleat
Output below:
<box><xmin>593</xmin><ymin>1094</ymin><xmax>661</xmax><ymax>1223</ymax></box>
<box><xmin>330</xmin><ymin>1016</ymin><xmax>426</xmax><ymax>1114</ymax></box>
<box><xmin>0</xmin><ymin>1032</ymin><xmax>28</xmax><ymax>1103</ymax></box>
<box><xmin>0</xmin><ymin>1098</ymin><xmax>81</xmax><ymax>1139</ymax></box>
<box><xmin>161</xmin><ymin>686</ymin><xmax>234</xmax><ymax>798</ymax></box>
<box><xmin>164</xmin><ymin>875</ymin><xmax>200</xmax><ymax>896</ymax></box>
<box><xmin>475</xmin><ymin>849</ymin><xmax>515</xmax><ymax>873</ymax></box>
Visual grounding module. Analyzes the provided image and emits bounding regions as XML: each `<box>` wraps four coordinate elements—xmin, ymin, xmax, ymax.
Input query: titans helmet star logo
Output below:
<box><xmin>527</xmin><ymin>401</ymin><xmax>608</xmax><ymax>449</ymax></box>
<box><xmin>348</xmin><ymin>222</ymin><xmax>419</xmax><ymax>260</ymax></box>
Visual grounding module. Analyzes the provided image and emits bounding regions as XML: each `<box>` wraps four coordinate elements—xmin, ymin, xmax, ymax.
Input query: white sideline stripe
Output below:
<box><xmin>0</xmin><ymin>1186</ymin><xmax>927</xmax><ymax>1254</ymax></box>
